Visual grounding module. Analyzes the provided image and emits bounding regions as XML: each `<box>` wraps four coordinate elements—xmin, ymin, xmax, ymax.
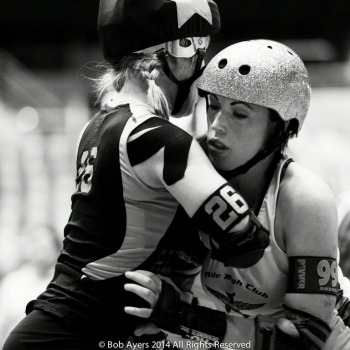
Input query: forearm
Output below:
<box><xmin>275</xmin><ymin>256</ymin><xmax>339</xmax><ymax>349</ymax></box>
<box><xmin>136</xmin><ymin>135</ymin><xmax>270</xmax><ymax>268</ymax></box>
<box><xmin>190</xmin><ymin>183</ymin><xmax>270</xmax><ymax>268</ymax></box>
<box><xmin>284</xmin><ymin>293</ymin><xmax>336</xmax><ymax>325</ymax></box>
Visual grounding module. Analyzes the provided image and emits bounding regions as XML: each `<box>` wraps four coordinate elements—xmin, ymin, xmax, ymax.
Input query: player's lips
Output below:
<box><xmin>208</xmin><ymin>138</ymin><xmax>229</xmax><ymax>151</ymax></box>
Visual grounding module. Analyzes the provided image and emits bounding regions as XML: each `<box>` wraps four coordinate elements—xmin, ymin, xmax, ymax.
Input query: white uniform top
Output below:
<box><xmin>199</xmin><ymin>155</ymin><xmax>350</xmax><ymax>348</ymax></box>
<box><xmin>199</xmin><ymin>155</ymin><xmax>291</xmax><ymax>349</ymax></box>
<box><xmin>201</xmin><ymin>155</ymin><xmax>290</xmax><ymax>322</ymax></box>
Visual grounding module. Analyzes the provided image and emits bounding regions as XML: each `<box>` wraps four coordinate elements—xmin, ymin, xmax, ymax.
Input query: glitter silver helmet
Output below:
<box><xmin>197</xmin><ymin>39</ymin><xmax>311</xmax><ymax>130</ymax></box>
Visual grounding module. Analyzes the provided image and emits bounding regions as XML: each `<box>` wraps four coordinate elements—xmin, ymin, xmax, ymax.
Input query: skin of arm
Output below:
<box><xmin>133</xmin><ymin>138</ymin><xmax>225</xmax><ymax>212</ymax></box>
<box><xmin>132</xmin><ymin>135</ymin><xmax>249</xmax><ymax>230</ymax></box>
<box><xmin>124</xmin><ymin>162</ymin><xmax>350</xmax><ymax>343</ymax></box>
<box><xmin>275</xmin><ymin>162</ymin><xmax>338</xmax><ymax>325</ymax></box>
<box><xmin>124</xmin><ymin>127</ymin><xmax>268</xmax><ymax>336</ymax></box>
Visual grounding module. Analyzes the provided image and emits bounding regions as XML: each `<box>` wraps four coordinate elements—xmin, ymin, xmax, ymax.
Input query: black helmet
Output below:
<box><xmin>98</xmin><ymin>0</ymin><xmax>221</xmax><ymax>62</ymax></box>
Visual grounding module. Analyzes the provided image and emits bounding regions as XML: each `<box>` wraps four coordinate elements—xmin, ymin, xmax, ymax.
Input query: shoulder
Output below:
<box><xmin>127</xmin><ymin>117</ymin><xmax>193</xmax><ymax>167</ymax></box>
<box><xmin>279</xmin><ymin>162</ymin><xmax>337</xmax><ymax>216</ymax></box>
<box><xmin>129</xmin><ymin>117</ymin><xmax>192</xmax><ymax>143</ymax></box>
<box><xmin>276</xmin><ymin>161</ymin><xmax>338</xmax><ymax>256</ymax></box>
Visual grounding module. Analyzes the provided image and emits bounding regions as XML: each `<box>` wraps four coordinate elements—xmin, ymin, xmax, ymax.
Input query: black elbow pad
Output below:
<box><xmin>192</xmin><ymin>184</ymin><xmax>270</xmax><ymax>268</ymax></box>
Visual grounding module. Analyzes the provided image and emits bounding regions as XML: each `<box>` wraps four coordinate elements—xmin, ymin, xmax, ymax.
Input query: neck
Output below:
<box><xmin>223</xmin><ymin>151</ymin><xmax>280</xmax><ymax>209</ymax></box>
<box><xmin>118</xmin><ymin>78</ymin><xmax>148</xmax><ymax>104</ymax></box>
<box><xmin>115</xmin><ymin>75</ymin><xmax>178</xmax><ymax>114</ymax></box>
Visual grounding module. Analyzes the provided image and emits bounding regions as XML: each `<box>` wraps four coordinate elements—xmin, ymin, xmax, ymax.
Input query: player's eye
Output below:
<box><xmin>233</xmin><ymin>111</ymin><xmax>248</xmax><ymax>119</ymax></box>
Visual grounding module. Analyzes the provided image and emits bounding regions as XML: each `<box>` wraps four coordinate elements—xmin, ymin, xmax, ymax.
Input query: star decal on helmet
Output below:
<box><xmin>171</xmin><ymin>0</ymin><xmax>213</xmax><ymax>28</ymax></box>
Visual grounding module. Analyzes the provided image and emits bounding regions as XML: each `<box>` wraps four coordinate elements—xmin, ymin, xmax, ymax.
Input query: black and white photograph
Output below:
<box><xmin>0</xmin><ymin>1</ymin><xmax>350</xmax><ymax>349</ymax></box>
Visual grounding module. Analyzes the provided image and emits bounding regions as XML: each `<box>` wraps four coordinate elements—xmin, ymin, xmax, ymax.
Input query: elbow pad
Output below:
<box><xmin>150</xmin><ymin>280</ymin><xmax>226</xmax><ymax>343</ymax></box>
<box><xmin>192</xmin><ymin>184</ymin><xmax>270</xmax><ymax>268</ymax></box>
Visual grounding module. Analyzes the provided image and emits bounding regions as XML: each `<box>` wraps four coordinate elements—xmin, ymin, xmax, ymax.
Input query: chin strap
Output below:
<box><xmin>216</xmin><ymin>143</ymin><xmax>282</xmax><ymax>179</ymax></box>
<box><xmin>155</xmin><ymin>48</ymin><xmax>205</xmax><ymax>114</ymax></box>
<box><xmin>198</xmin><ymin>89</ymin><xmax>293</xmax><ymax>179</ymax></box>
<box><xmin>217</xmin><ymin>123</ymin><xmax>285</xmax><ymax>179</ymax></box>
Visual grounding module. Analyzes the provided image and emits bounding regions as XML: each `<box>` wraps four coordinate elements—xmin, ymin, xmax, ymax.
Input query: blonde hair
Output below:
<box><xmin>95</xmin><ymin>53</ymin><xmax>171</xmax><ymax>119</ymax></box>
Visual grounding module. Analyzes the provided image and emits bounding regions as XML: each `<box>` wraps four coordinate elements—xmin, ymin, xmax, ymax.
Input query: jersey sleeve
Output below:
<box><xmin>127</xmin><ymin>118</ymin><xmax>269</xmax><ymax>268</ymax></box>
<box><xmin>127</xmin><ymin>117</ymin><xmax>228</xmax><ymax>215</ymax></box>
<box><xmin>127</xmin><ymin>117</ymin><xmax>193</xmax><ymax>186</ymax></box>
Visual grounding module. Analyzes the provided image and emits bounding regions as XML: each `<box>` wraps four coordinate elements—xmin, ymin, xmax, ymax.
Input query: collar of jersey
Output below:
<box><xmin>105</xmin><ymin>92</ymin><xmax>156</xmax><ymax>118</ymax></box>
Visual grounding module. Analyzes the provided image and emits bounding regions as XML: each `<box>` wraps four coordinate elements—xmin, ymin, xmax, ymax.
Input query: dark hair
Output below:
<box><xmin>269</xmin><ymin>109</ymin><xmax>299</xmax><ymax>152</ymax></box>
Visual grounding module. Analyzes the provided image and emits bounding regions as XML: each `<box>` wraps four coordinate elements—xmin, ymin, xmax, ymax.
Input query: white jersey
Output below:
<box><xmin>199</xmin><ymin>155</ymin><xmax>350</xmax><ymax>348</ymax></box>
<box><xmin>196</xmin><ymin>154</ymin><xmax>350</xmax><ymax>349</ymax></box>
<box><xmin>200</xmin><ymin>155</ymin><xmax>292</xmax><ymax>330</ymax></box>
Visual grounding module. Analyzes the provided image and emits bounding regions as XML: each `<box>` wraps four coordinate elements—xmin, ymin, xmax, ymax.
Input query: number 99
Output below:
<box><xmin>317</xmin><ymin>260</ymin><xmax>337</xmax><ymax>287</ymax></box>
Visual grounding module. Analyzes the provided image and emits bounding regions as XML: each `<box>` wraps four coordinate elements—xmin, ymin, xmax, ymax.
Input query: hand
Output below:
<box><xmin>124</xmin><ymin>270</ymin><xmax>162</xmax><ymax>318</ymax></box>
<box><xmin>126</xmin><ymin>275</ymin><xmax>226</xmax><ymax>343</ymax></box>
<box><xmin>274</xmin><ymin>318</ymin><xmax>308</xmax><ymax>350</ymax></box>
<box><xmin>276</xmin><ymin>318</ymin><xmax>300</xmax><ymax>338</ymax></box>
<box><xmin>276</xmin><ymin>316</ymin><xmax>350</xmax><ymax>350</ymax></box>
<box><xmin>275</xmin><ymin>308</ymin><xmax>331</xmax><ymax>350</ymax></box>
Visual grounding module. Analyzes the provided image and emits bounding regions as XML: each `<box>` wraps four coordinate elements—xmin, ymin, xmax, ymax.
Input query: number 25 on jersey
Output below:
<box><xmin>76</xmin><ymin>147</ymin><xmax>97</xmax><ymax>193</ymax></box>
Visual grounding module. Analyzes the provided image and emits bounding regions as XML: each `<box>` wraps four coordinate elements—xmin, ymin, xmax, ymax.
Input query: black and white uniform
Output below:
<box><xmin>5</xmin><ymin>100</ymin><xmax>220</xmax><ymax>349</ymax></box>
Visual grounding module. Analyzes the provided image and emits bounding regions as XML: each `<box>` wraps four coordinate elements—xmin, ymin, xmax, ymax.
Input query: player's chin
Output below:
<box><xmin>208</xmin><ymin>149</ymin><xmax>230</xmax><ymax>170</ymax></box>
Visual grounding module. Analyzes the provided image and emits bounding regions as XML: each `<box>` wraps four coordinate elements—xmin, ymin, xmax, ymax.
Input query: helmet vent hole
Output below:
<box><xmin>267</xmin><ymin>45</ymin><xmax>273</xmax><ymax>49</ymax></box>
<box><xmin>287</xmin><ymin>50</ymin><xmax>294</xmax><ymax>55</ymax></box>
<box><xmin>238</xmin><ymin>65</ymin><xmax>251</xmax><ymax>75</ymax></box>
<box><xmin>218</xmin><ymin>59</ymin><xmax>227</xmax><ymax>69</ymax></box>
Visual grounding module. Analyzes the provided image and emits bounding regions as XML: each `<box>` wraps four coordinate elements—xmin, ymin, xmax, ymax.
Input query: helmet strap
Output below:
<box><xmin>155</xmin><ymin>48</ymin><xmax>206</xmax><ymax>114</ymax></box>
<box><xmin>215</xmin><ymin>121</ymin><xmax>285</xmax><ymax>179</ymax></box>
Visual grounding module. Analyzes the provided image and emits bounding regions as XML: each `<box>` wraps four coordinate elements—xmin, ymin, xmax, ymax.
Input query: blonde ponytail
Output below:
<box><xmin>94</xmin><ymin>65</ymin><xmax>128</xmax><ymax>103</ymax></box>
<box><xmin>143</xmin><ymin>69</ymin><xmax>170</xmax><ymax>120</ymax></box>
<box><xmin>94</xmin><ymin>53</ymin><xmax>171</xmax><ymax>119</ymax></box>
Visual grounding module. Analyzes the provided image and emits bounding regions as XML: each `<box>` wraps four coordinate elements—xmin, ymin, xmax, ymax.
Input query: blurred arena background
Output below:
<box><xmin>0</xmin><ymin>0</ymin><xmax>349</xmax><ymax>345</ymax></box>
